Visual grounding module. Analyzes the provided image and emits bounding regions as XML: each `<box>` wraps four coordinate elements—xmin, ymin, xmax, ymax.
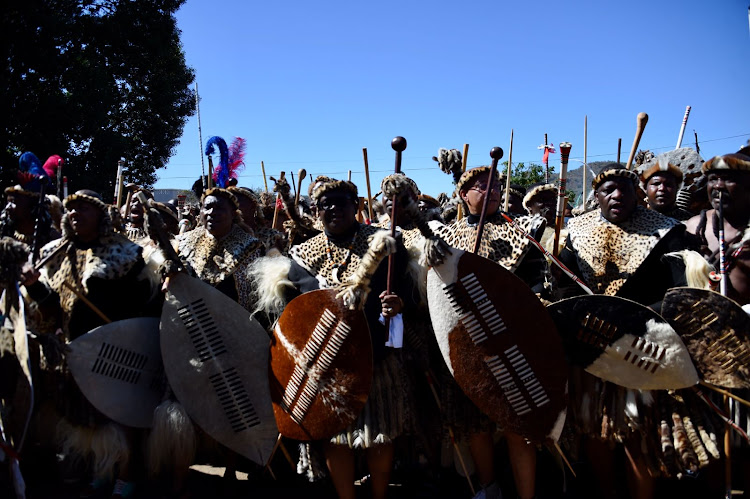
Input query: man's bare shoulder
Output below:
<box><xmin>684</xmin><ymin>211</ymin><xmax>707</xmax><ymax>234</ymax></box>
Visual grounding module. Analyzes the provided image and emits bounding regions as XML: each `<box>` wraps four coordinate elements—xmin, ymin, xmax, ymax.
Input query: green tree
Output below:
<box><xmin>501</xmin><ymin>161</ymin><xmax>546</xmax><ymax>188</ymax></box>
<box><xmin>1</xmin><ymin>0</ymin><xmax>195</xmax><ymax>200</ymax></box>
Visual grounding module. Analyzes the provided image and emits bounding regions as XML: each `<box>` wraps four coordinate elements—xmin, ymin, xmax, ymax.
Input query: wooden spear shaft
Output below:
<box><xmin>362</xmin><ymin>148</ymin><xmax>374</xmax><ymax>222</ymax></box>
<box><xmin>457</xmin><ymin>144</ymin><xmax>469</xmax><ymax>220</ymax></box>
<box><xmin>503</xmin><ymin>130</ymin><xmax>514</xmax><ymax>212</ymax></box>
<box><xmin>583</xmin><ymin>116</ymin><xmax>587</xmax><ymax>207</ymax></box>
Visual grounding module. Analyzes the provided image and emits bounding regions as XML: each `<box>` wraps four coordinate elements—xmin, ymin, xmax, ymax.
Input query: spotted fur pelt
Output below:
<box><xmin>566</xmin><ymin>206</ymin><xmax>679</xmax><ymax>295</ymax></box>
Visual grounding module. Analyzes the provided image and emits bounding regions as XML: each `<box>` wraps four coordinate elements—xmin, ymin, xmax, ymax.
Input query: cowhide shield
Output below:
<box><xmin>270</xmin><ymin>289</ymin><xmax>372</xmax><ymax>440</ymax></box>
<box><xmin>161</xmin><ymin>273</ymin><xmax>277</xmax><ymax>465</ymax></box>
<box><xmin>0</xmin><ymin>288</ymin><xmax>33</xmax><ymax>450</ymax></box>
<box><xmin>67</xmin><ymin>317</ymin><xmax>163</xmax><ymax>428</ymax></box>
<box><xmin>427</xmin><ymin>249</ymin><xmax>568</xmax><ymax>443</ymax></box>
<box><xmin>662</xmin><ymin>287</ymin><xmax>750</xmax><ymax>389</ymax></box>
<box><xmin>547</xmin><ymin>295</ymin><xmax>699</xmax><ymax>390</ymax></box>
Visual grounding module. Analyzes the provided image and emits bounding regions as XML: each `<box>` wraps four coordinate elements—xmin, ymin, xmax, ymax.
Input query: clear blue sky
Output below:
<box><xmin>156</xmin><ymin>0</ymin><xmax>750</xmax><ymax>199</ymax></box>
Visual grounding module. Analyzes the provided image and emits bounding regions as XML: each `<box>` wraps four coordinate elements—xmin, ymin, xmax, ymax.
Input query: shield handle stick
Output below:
<box><xmin>362</xmin><ymin>148</ymin><xmax>374</xmax><ymax>222</ymax></box>
<box><xmin>384</xmin><ymin>137</ymin><xmax>406</xmax><ymax>331</ymax></box>
<box><xmin>62</xmin><ymin>281</ymin><xmax>111</xmax><ymax>324</ymax></box>
<box><xmin>472</xmin><ymin>147</ymin><xmax>503</xmax><ymax>254</ymax></box>
<box><xmin>625</xmin><ymin>112</ymin><xmax>649</xmax><ymax>170</ymax></box>
<box><xmin>424</xmin><ymin>370</ymin><xmax>476</xmax><ymax>495</ymax></box>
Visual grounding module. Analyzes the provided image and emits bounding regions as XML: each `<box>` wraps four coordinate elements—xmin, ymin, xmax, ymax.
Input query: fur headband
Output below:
<box><xmin>701</xmin><ymin>153</ymin><xmax>750</xmax><ymax>174</ymax></box>
<box><xmin>456</xmin><ymin>166</ymin><xmax>501</xmax><ymax>194</ymax></box>
<box><xmin>639</xmin><ymin>157</ymin><xmax>684</xmax><ymax>189</ymax></box>
<box><xmin>202</xmin><ymin>187</ymin><xmax>240</xmax><ymax>211</ymax></box>
<box><xmin>592</xmin><ymin>165</ymin><xmax>639</xmax><ymax>189</ymax></box>
<box><xmin>522</xmin><ymin>183</ymin><xmax>557</xmax><ymax>211</ymax></box>
<box><xmin>63</xmin><ymin>190</ymin><xmax>108</xmax><ymax>213</ymax></box>
<box><xmin>310</xmin><ymin>178</ymin><xmax>358</xmax><ymax>204</ymax></box>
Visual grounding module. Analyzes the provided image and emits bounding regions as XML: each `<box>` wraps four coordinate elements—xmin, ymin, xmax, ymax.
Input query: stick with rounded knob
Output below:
<box><xmin>472</xmin><ymin>146</ymin><xmax>504</xmax><ymax>254</ymax></box>
<box><xmin>625</xmin><ymin>112</ymin><xmax>649</xmax><ymax>170</ymax></box>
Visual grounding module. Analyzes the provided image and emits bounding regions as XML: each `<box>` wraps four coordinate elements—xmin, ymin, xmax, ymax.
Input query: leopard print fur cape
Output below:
<box><xmin>39</xmin><ymin>233</ymin><xmax>143</xmax><ymax>320</ymax></box>
<box><xmin>566</xmin><ymin>205</ymin><xmax>680</xmax><ymax>296</ymax></box>
<box><xmin>177</xmin><ymin>224</ymin><xmax>261</xmax><ymax>286</ymax></box>
<box><xmin>289</xmin><ymin>223</ymin><xmax>384</xmax><ymax>289</ymax></box>
<box><xmin>430</xmin><ymin>213</ymin><xmax>545</xmax><ymax>273</ymax></box>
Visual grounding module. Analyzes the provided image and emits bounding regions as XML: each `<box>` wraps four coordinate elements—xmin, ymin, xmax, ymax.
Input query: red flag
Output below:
<box><xmin>542</xmin><ymin>144</ymin><xmax>556</xmax><ymax>164</ymax></box>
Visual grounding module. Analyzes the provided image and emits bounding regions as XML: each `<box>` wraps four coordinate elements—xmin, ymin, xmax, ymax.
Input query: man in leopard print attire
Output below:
<box><xmin>22</xmin><ymin>189</ymin><xmax>154</xmax><ymax>498</ymax></box>
<box><xmin>176</xmin><ymin>187</ymin><xmax>262</xmax><ymax>312</ymax></box>
<box><xmin>429</xmin><ymin>165</ymin><xmax>550</xmax><ymax>499</ymax></box>
<box><xmin>559</xmin><ymin>163</ymin><xmax>699</xmax><ymax>308</ymax></box>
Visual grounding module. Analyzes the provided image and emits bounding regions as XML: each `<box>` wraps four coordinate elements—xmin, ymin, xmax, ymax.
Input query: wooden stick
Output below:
<box><xmin>384</xmin><ymin>137</ymin><xmax>406</xmax><ymax>331</ymax></box>
<box><xmin>424</xmin><ymin>370</ymin><xmax>476</xmax><ymax>496</ymax></box>
<box><xmin>617</xmin><ymin>138</ymin><xmax>622</xmax><ymax>164</ymax></box>
<box><xmin>290</xmin><ymin>171</ymin><xmax>297</xmax><ymax>200</ymax></box>
<box><xmin>553</xmin><ymin>143</ymin><xmax>572</xmax><ymax>257</ymax></box>
<box><xmin>457</xmin><ymin>144</ymin><xmax>469</xmax><ymax>220</ymax></box>
<box><xmin>34</xmin><ymin>240</ymin><xmax>70</xmax><ymax>271</ymax></box>
<box><xmin>676</xmin><ymin>105</ymin><xmax>691</xmax><ymax>149</ymax></box>
<box><xmin>362</xmin><ymin>148</ymin><xmax>374</xmax><ymax>222</ymax></box>
<box><xmin>503</xmin><ymin>130</ymin><xmax>514</xmax><ymax>212</ymax></box>
<box><xmin>553</xmin><ymin>440</ymin><xmax>577</xmax><ymax>478</ymax></box>
<box><xmin>724</xmin><ymin>394</ymin><xmax>731</xmax><ymax>499</ymax></box>
<box><xmin>583</xmin><ymin>116</ymin><xmax>588</xmax><ymax>206</ymax></box>
<box><xmin>501</xmin><ymin>213</ymin><xmax>593</xmax><ymax>295</ymax></box>
<box><xmin>295</xmin><ymin>169</ymin><xmax>306</xmax><ymax>208</ymax></box>
<box><xmin>271</xmin><ymin>172</ymin><xmax>285</xmax><ymax>230</ymax></box>
<box><xmin>472</xmin><ymin>147</ymin><xmax>503</xmax><ymax>254</ymax></box>
<box><xmin>207</xmin><ymin>156</ymin><xmax>214</xmax><ymax>189</ymax></box>
<box><xmin>62</xmin><ymin>281</ymin><xmax>111</xmax><ymax>324</ymax></box>
<box><xmin>115</xmin><ymin>159</ymin><xmax>125</xmax><ymax>207</ymax></box>
<box><xmin>699</xmin><ymin>381</ymin><xmax>750</xmax><ymax>409</ymax></box>
<box><xmin>625</xmin><ymin>112</ymin><xmax>649</xmax><ymax>170</ymax></box>
<box><xmin>347</xmin><ymin>170</ymin><xmax>352</xmax><ymax>182</ymax></box>
<box><xmin>544</xmin><ymin>133</ymin><xmax>550</xmax><ymax>183</ymax></box>
<box><xmin>196</xmin><ymin>82</ymin><xmax>206</xmax><ymax>190</ymax></box>
<box><xmin>261</xmin><ymin>161</ymin><xmax>269</xmax><ymax>193</ymax></box>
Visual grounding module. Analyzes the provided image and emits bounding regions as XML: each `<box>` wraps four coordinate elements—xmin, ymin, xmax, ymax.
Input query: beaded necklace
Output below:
<box><xmin>325</xmin><ymin>226</ymin><xmax>359</xmax><ymax>284</ymax></box>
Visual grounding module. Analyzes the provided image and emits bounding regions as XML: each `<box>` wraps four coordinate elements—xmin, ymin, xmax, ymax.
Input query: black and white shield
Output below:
<box><xmin>161</xmin><ymin>273</ymin><xmax>277</xmax><ymax>465</ymax></box>
<box><xmin>547</xmin><ymin>294</ymin><xmax>699</xmax><ymax>390</ymax></box>
<box><xmin>67</xmin><ymin>317</ymin><xmax>164</xmax><ymax>428</ymax></box>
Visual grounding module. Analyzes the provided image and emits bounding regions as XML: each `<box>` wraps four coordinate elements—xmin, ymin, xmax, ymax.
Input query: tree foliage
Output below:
<box><xmin>1</xmin><ymin>0</ymin><xmax>195</xmax><ymax>200</ymax></box>
<box><xmin>502</xmin><ymin>161</ymin><xmax>546</xmax><ymax>188</ymax></box>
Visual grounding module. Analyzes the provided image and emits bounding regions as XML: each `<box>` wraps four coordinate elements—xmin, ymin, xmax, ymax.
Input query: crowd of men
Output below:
<box><xmin>1</xmin><ymin>140</ymin><xmax>750</xmax><ymax>499</ymax></box>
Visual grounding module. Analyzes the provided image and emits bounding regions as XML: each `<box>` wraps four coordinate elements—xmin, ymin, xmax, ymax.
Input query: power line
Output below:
<box><xmin>157</xmin><ymin>132</ymin><xmax>749</xmax><ymax>179</ymax></box>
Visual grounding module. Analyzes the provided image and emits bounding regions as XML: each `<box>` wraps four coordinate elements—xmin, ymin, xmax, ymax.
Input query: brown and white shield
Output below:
<box><xmin>547</xmin><ymin>295</ymin><xmax>699</xmax><ymax>390</ymax></box>
<box><xmin>662</xmin><ymin>287</ymin><xmax>750</xmax><ymax>389</ymax></box>
<box><xmin>427</xmin><ymin>249</ymin><xmax>567</xmax><ymax>443</ymax></box>
<box><xmin>270</xmin><ymin>289</ymin><xmax>372</xmax><ymax>440</ymax></box>
<box><xmin>67</xmin><ymin>317</ymin><xmax>163</xmax><ymax>428</ymax></box>
<box><xmin>161</xmin><ymin>273</ymin><xmax>278</xmax><ymax>465</ymax></box>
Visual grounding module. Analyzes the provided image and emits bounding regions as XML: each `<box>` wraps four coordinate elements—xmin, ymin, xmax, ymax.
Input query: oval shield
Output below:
<box><xmin>662</xmin><ymin>287</ymin><xmax>750</xmax><ymax>389</ymax></box>
<box><xmin>67</xmin><ymin>317</ymin><xmax>163</xmax><ymax>428</ymax></box>
<box><xmin>427</xmin><ymin>249</ymin><xmax>568</xmax><ymax>443</ymax></box>
<box><xmin>161</xmin><ymin>273</ymin><xmax>278</xmax><ymax>465</ymax></box>
<box><xmin>547</xmin><ymin>294</ymin><xmax>699</xmax><ymax>390</ymax></box>
<box><xmin>270</xmin><ymin>289</ymin><xmax>372</xmax><ymax>440</ymax></box>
